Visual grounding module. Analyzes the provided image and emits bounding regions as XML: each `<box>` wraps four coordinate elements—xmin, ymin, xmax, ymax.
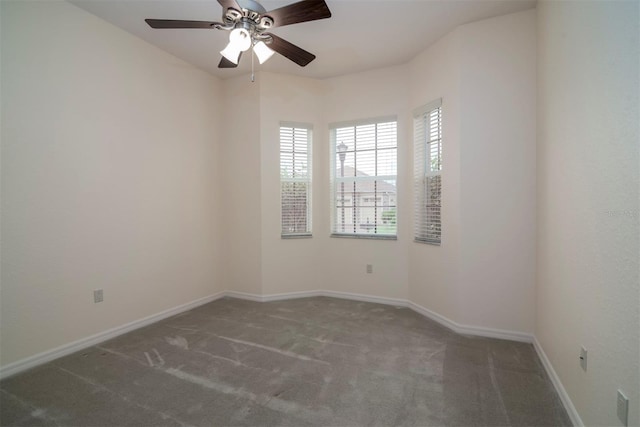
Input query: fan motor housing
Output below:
<box><xmin>224</xmin><ymin>0</ymin><xmax>273</xmax><ymax>31</ymax></box>
<box><xmin>237</xmin><ymin>0</ymin><xmax>266</xmax><ymax>14</ymax></box>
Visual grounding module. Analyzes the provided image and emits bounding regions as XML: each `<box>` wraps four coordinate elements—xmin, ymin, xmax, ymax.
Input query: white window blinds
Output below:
<box><xmin>414</xmin><ymin>99</ymin><xmax>442</xmax><ymax>245</ymax></box>
<box><xmin>330</xmin><ymin>117</ymin><xmax>397</xmax><ymax>238</ymax></box>
<box><xmin>280</xmin><ymin>124</ymin><xmax>312</xmax><ymax>237</ymax></box>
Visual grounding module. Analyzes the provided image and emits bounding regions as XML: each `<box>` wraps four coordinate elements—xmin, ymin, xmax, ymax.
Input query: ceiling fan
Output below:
<box><xmin>145</xmin><ymin>0</ymin><xmax>331</xmax><ymax>69</ymax></box>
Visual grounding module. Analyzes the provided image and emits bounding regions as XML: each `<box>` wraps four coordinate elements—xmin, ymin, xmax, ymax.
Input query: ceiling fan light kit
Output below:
<box><xmin>229</xmin><ymin>27</ymin><xmax>252</xmax><ymax>51</ymax></box>
<box><xmin>220</xmin><ymin>26</ymin><xmax>252</xmax><ymax>64</ymax></box>
<box><xmin>145</xmin><ymin>0</ymin><xmax>331</xmax><ymax>70</ymax></box>
<box><xmin>253</xmin><ymin>40</ymin><xmax>275</xmax><ymax>64</ymax></box>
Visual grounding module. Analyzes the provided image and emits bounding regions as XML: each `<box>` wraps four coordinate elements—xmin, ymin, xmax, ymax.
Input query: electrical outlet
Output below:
<box><xmin>93</xmin><ymin>289</ymin><xmax>104</xmax><ymax>304</ymax></box>
<box><xmin>579</xmin><ymin>347</ymin><xmax>587</xmax><ymax>371</ymax></box>
<box><xmin>617</xmin><ymin>390</ymin><xmax>629</xmax><ymax>427</ymax></box>
<box><xmin>366</xmin><ymin>264</ymin><xmax>373</xmax><ymax>274</ymax></box>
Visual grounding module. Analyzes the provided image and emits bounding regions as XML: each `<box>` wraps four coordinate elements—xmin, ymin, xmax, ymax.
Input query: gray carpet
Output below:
<box><xmin>0</xmin><ymin>297</ymin><xmax>571</xmax><ymax>426</ymax></box>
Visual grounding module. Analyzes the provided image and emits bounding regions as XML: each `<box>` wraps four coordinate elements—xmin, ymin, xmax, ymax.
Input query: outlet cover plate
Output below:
<box><xmin>366</xmin><ymin>264</ymin><xmax>373</xmax><ymax>274</ymax></box>
<box><xmin>579</xmin><ymin>347</ymin><xmax>587</xmax><ymax>371</ymax></box>
<box><xmin>617</xmin><ymin>389</ymin><xmax>629</xmax><ymax>427</ymax></box>
<box><xmin>94</xmin><ymin>289</ymin><xmax>104</xmax><ymax>303</ymax></box>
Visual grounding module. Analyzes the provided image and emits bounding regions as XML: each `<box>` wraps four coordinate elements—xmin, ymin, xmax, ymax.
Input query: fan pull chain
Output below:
<box><xmin>251</xmin><ymin>47</ymin><xmax>255</xmax><ymax>83</ymax></box>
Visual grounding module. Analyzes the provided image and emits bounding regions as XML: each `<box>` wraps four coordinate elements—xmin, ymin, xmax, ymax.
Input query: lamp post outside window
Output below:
<box><xmin>337</xmin><ymin>142</ymin><xmax>347</xmax><ymax>233</ymax></box>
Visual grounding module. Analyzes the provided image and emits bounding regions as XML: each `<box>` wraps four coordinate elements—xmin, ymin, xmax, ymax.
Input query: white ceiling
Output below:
<box><xmin>70</xmin><ymin>0</ymin><xmax>536</xmax><ymax>80</ymax></box>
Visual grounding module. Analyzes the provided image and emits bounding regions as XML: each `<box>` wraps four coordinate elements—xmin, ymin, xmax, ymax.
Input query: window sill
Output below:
<box><xmin>331</xmin><ymin>233</ymin><xmax>397</xmax><ymax>241</ymax></box>
<box><xmin>281</xmin><ymin>234</ymin><xmax>312</xmax><ymax>239</ymax></box>
<box><xmin>414</xmin><ymin>238</ymin><xmax>441</xmax><ymax>246</ymax></box>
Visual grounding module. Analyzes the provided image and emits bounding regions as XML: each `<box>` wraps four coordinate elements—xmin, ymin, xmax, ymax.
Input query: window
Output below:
<box><xmin>330</xmin><ymin>117</ymin><xmax>397</xmax><ymax>238</ymax></box>
<box><xmin>280</xmin><ymin>123</ymin><xmax>312</xmax><ymax>237</ymax></box>
<box><xmin>414</xmin><ymin>99</ymin><xmax>442</xmax><ymax>244</ymax></box>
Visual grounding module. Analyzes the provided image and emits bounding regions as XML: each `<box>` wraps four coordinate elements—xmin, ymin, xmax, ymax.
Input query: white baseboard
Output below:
<box><xmin>228</xmin><ymin>289</ymin><xmax>408</xmax><ymax>308</ymax></box>
<box><xmin>225</xmin><ymin>290</ymin><xmax>322</xmax><ymax>302</ymax></box>
<box><xmin>408</xmin><ymin>301</ymin><xmax>534</xmax><ymax>343</ymax></box>
<box><xmin>408</xmin><ymin>301</ymin><xmax>461</xmax><ymax>332</ymax></box>
<box><xmin>222</xmin><ymin>290</ymin><xmax>268</xmax><ymax>302</ymax></box>
<box><xmin>225</xmin><ymin>289</ymin><xmax>532</xmax><ymax>343</ymax></box>
<box><xmin>320</xmin><ymin>290</ymin><xmax>409</xmax><ymax>307</ymax></box>
<box><xmin>534</xmin><ymin>338</ymin><xmax>583</xmax><ymax>427</ymax></box>
<box><xmin>0</xmin><ymin>292</ymin><xmax>226</xmax><ymax>380</ymax></box>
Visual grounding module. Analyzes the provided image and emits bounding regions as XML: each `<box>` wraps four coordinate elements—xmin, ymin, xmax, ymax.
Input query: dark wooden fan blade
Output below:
<box><xmin>218</xmin><ymin>53</ymin><xmax>242</xmax><ymax>68</ymax></box>
<box><xmin>265</xmin><ymin>33</ymin><xmax>315</xmax><ymax>66</ymax></box>
<box><xmin>265</xmin><ymin>0</ymin><xmax>331</xmax><ymax>28</ymax></box>
<box><xmin>145</xmin><ymin>19</ymin><xmax>220</xmax><ymax>29</ymax></box>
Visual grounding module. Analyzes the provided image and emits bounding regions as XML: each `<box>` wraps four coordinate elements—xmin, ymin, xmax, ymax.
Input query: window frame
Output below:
<box><xmin>329</xmin><ymin>116</ymin><xmax>398</xmax><ymax>240</ymax></box>
<box><xmin>413</xmin><ymin>99</ymin><xmax>442</xmax><ymax>245</ymax></box>
<box><xmin>280</xmin><ymin>122</ymin><xmax>313</xmax><ymax>239</ymax></box>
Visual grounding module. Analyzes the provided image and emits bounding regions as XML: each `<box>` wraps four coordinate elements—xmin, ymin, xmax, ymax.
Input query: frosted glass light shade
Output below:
<box><xmin>220</xmin><ymin>42</ymin><xmax>242</xmax><ymax>64</ymax></box>
<box><xmin>253</xmin><ymin>41</ymin><xmax>275</xmax><ymax>64</ymax></box>
<box><xmin>229</xmin><ymin>28</ymin><xmax>251</xmax><ymax>52</ymax></box>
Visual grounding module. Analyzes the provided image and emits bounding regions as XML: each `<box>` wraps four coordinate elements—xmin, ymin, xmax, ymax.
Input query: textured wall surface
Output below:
<box><xmin>458</xmin><ymin>10</ymin><xmax>537</xmax><ymax>333</ymax></box>
<box><xmin>536</xmin><ymin>1</ymin><xmax>640</xmax><ymax>425</ymax></box>
<box><xmin>219</xmin><ymin>75</ymin><xmax>262</xmax><ymax>295</ymax></box>
<box><xmin>258</xmin><ymin>72</ymin><xmax>326</xmax><ymax>296</ymax></box>
<box><xmin>407</xmin><ymin>29</ymin><xmax>462</xmax><ymax>324</ymax></box>
<box><xmin>1</xmin><ymin>1</ymin><xmax>224</xmax><ymax>366</ymax></box>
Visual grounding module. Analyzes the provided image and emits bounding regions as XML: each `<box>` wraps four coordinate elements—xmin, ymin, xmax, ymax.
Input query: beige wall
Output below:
<box><xmin>1</xmin><ymin>2</ymin><xmax>538</xmax><ymax>371</ymax></box>
<box><xmin>407</xmin><ymin>29</ymin><xmax>462</xmax><ymax>324</ymax></box>
<box><xmin>408</xmin><ymin>10</ymin><xmax>537</xmax><ymax>334</ymax></box>
<box><xmin>536</xmin><ymin>1</ymin><xmax>640</xmax><ymax>425</ymax></box>
<box><xmin>226</xmin><ymin>66</ymin><xmax>413</xmax><ymax>300</ymax></box>
<box><xmin>4</xmin><ymin>4</ymin><xmax>635</xmax><ymax>425</ymax></box>
<box><xmin>259</xmin><ymin>72</ymin><xmax>326</xmax><ymax>295</ymax></box>
<box><xmin>320</xmin><ymin>66</ymin><xmax>411</xmax><ymax>300</ymax></box>
<box><xmin>457</xmin><ymin>10</ymin><xmax>537</xmax><ymax>333</ymax></box>
<box><xmin>220</xmin><ymin>74</ymin><xmax>262</xmax><ymax>295</ymax></box>
<box><xmin>1</xmin><ymin>1</ymin><xmax>224</xmax><ymax>366</ymax></box>
<box><xmin>222</xmin><ymin>10</ymin><xmax>537</xmax><ymax>313</ymax></box>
